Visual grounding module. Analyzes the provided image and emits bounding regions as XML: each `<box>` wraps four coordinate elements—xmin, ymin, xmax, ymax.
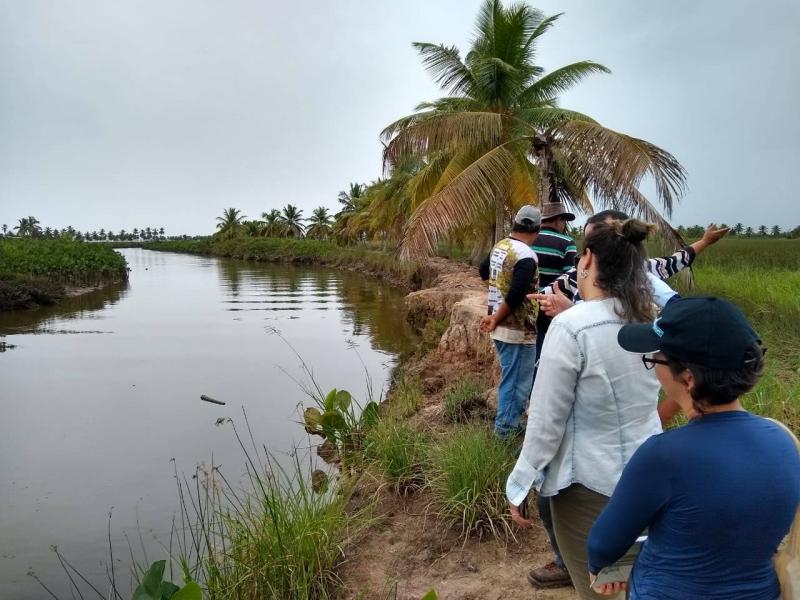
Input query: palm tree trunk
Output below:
<box><xmin>494</xmin><ymin>194</ymin><xmax>505</xmax><ymax>244</ymax></box>
<box><xmin>535</xmin><ymin>139</ymin><xmax>555</xmax><ymax>205</ymax></box>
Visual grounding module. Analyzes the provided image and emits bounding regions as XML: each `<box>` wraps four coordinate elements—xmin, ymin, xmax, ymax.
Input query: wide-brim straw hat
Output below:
<box><xmin>541</xmin><ymin>202</ymin><xmax>576</xmax><ymax>221</ymax></box>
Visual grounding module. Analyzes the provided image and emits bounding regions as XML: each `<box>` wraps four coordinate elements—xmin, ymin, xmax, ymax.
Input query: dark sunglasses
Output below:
<box><xmin>642</xmin><ymin>355</ymin><xmax>670</xmax><ymax>370</ymax></box>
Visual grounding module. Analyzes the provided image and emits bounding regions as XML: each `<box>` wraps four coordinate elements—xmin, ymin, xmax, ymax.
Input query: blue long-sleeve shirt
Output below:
<box><xmin>587</xmin><ymin>411</ymin><xmax>800</xmax><ymax>600</ymax></box>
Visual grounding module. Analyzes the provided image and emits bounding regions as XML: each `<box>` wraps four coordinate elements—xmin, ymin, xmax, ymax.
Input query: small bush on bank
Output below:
<box><xmin>364</xmin><ymin>418</ymin><xmax>428</xmax><ymax>493</ymax></box>
<box><xmin>442</xmin><ymin>378</ymin><xmax>488</xmax><ymax>423</ymax></box>
<box><xmin>420</xmin><ymin>317</ymin><xmax>449</xmax><ymax>351</ymax></box>
<box><xmin>426</xmin><ymin>424</ymin><xmax>517</xmax><ymax>539</ymax></box>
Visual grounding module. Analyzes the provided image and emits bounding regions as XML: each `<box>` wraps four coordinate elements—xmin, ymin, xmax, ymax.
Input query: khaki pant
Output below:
<box><xmin>550</xmin><ymin>484</ymin><xmax>630</xmax><ymax>600</ymax></box>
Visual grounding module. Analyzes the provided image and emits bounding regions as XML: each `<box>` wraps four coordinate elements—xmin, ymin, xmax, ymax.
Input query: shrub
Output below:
<box><xmin>442</xmin><ymin>378</ymin><xmax>488</xmax><ymax>423</ymax></box>
<box><xmin>364</xmin><ymin>419</ymin><xmax>428</xmax><ymax>493</ymax></box>
<box><xmin>426</xmin><ymin>424</ymin><xmax>517</xmax><ymax>539</ymax></box>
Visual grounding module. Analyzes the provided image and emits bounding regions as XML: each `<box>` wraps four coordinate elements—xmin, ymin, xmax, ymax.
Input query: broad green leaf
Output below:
<box><xmin>324</xmin><ymin>389</ymin><xmax>337</xmax><ymax>411</ymax></box>
<box><xmin>158</xmin><ymin>581</ymin><xmax>180</xmax><ymax>599</ymax></box>
<box><xmin>172</xmin><ymin>581</ymin><xmax>203</xmax><ymax>600</ymax></box>
<box><xmin>420</xmin><ymin>590</ymin><xmax>438</xmax><ymax>600</ymax></box>
<box><xmin>132</xmin><ymin>560</ymin><xmax>165</xmax><ymax>600</ymax></box>
<box><xmin>335</xmin><ymin>390</ymin><xmax>352</xmax><ymax>411</ymax></box>
<box><xmin>320</xmin><ymin>411</ymin><xmax>346</xmax><ymax>432</ymax></box>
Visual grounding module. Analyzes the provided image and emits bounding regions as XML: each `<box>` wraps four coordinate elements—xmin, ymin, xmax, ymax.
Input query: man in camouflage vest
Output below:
<box><xmin>479</xmin><ymin>205</ymin><xmax>541</xmax><ymax>437</ymax></box>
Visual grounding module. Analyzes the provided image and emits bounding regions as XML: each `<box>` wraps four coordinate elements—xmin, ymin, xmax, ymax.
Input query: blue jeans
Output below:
<box><xmin>493</xmin><ymin>340</ymin><xmax>536</xmax><ymax>437</ymax></box>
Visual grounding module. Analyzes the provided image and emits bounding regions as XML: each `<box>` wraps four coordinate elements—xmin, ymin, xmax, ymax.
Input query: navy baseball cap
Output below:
<box><xmin>618</xmin><ymin>296</ymin><xmax>760</xmax><ymax>369</ymax></box>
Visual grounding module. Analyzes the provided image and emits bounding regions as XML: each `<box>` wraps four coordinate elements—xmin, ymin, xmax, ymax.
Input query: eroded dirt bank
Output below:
<box><xmin>340</xmin><ymin>258</ymin><xmax>575</xmax><ymax>600</ymax></box>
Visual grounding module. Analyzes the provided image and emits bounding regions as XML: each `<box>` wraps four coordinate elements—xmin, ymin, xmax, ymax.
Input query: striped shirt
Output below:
<box><xmin>532</xmin><ymin>227</ymin><xmax>577</xmax><ymax>287</ymax></box>
<box><xmin>550</xmin><ymin>246</ymin><xmax>697</xmax><ymax>300</ymax></box>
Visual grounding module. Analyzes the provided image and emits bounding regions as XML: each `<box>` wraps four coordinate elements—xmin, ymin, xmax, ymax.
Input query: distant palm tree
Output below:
<box><xmin>734</xmin><ymin>223</ymin><xmax>744</xmax><ymax>236</ymax></box>
<box><xmin>261</xmin><ymin>209</ymin><xmax>287</xmax><ymax>237</ymax></box>
<box><xmin>159</xmin><ymin>227</ymin><xmax>165</xmax><ymax>238</ymax></box>
<box><xmin>216</xmin><ymin>208</ymin><xmax>245</xmax><ymax>240</ymax></box>
<box><xmin>14</xmin><ymin>216</ymin><xmax>42</xmax><ymax>237</ymax></box>
<box><xmin>771</xmin><ymin>225</ymin><xmax>782</xmax><ymax>237</ymax></box>
<box><xmin>382</xmin><ymin>0</ymin><xmax>686</xmax><ymax>257</ymax></box>
<box><xmin>336</xmin><ymin>183</ymin><xmax>366</xmax><ymax>217</ymax></box>
<box><xmin>133</xmin><ymin>228</ymin><xmax>139</xmax><ymax>240</ymax></box>
<box><xmin>306</xmin><ymin>207</ymin><xmax>334</xmax><ymax>240</ymax></box>
<box><xmin>1</xmin><ymin>224</ymin><xmax>7</xmax><ymax>236</ymax></box>
<box><xmin>279</xmin><ymin>204</ymin><xmax>305</xmax><ymax>238</ymax></box>
<box><xmin>758</xmin><ymin>225</ymin><xmax>768</xmax><ymax>237</ymax></box>
<box><xmin>242</xmin><ymin>220</ymin><xmax>263</xmax><ymax>237</ymax></box>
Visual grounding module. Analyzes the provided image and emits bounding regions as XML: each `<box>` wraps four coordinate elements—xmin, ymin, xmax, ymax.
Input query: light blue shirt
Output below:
<box><xmin>506</xmin><ymin>298</ymin><xmax>662</xmax><ymax>505</ymax></box>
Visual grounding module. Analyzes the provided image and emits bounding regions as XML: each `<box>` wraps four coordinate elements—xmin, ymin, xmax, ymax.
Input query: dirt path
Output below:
<box><xmin>341</xmin><ymin>491</ymin><xmax>576</xmax><ymax>600</ymax></box>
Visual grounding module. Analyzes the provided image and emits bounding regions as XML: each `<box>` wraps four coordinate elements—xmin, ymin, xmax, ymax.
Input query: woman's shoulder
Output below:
<box><xmin>552</xmin><ymin>298</ymin><xmax>623</xmax><ymax>331</ymax></box>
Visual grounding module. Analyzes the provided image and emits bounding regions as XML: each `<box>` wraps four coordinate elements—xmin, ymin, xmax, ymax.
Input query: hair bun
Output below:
<box><xmin>620</xmin><ymin>219</ymin><xmax>653</xmax><ymax>244</ymax></box>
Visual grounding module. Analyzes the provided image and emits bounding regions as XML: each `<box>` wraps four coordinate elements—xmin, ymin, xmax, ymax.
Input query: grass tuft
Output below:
<box><xmin>426</xmin><ymin>424</ymin><xmax>517</xmax><ymax>539</ymax></box>
<box><xmin>364</xmin><ymin>418</ymin><xmax>428</xmax><ymax>494</ymax></box>
<box><xmin>442</xmin><ymin>378</ymin><xmax>488</xmax><ymax>423</ymax></box>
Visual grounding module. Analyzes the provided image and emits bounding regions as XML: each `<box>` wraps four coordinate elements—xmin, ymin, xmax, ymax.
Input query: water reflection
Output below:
<box><xmin>0</xmin><ymin>249</ymin><xmax>416</xmax><ymax>600</ymax></box>
<box><xmin>0</xmin><ymin>282</ymin><xmax>128</xmax><ymax>335</ymax></box>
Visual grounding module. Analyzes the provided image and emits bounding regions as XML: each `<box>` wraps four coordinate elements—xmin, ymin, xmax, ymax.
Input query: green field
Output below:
<box><xmin>674</xmin><ymin>238</ymin><xmax>800</xmax><ymax>429</ymax></box>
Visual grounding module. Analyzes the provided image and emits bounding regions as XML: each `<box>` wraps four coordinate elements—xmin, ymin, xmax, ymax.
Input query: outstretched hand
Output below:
<box><xmin>702</xmin><ymin>223</ymin><xmax>730</xmax><ymax>245</ymax></box>
<box><xmin>529</xmin><ymin>286</ymin><xmax>574</xmax><ymax>318</ymax></box>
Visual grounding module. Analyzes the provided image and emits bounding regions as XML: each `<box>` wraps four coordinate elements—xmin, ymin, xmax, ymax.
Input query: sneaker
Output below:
<box><xmin>527</xmin><ymin>561</ymin><xmax>572</xmax><ymax>589</ymax></box>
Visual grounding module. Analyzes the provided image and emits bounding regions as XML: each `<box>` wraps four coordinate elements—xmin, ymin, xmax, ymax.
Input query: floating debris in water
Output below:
<box><xmin>200</xmin><ymin>394</ymin><xmax>226</xmax><ymax>405</ymax></box>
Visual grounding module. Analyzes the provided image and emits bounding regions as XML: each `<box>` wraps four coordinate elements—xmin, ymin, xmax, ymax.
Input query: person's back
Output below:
<box><xmin>533</xmin><ymin>297</ymin><xmax>661</xmax><ymax>497</ymax></box>
<box><xmin>627</xmin><ymin>412</ymin><xmax>800</xmax><ymax>599</ymax></box>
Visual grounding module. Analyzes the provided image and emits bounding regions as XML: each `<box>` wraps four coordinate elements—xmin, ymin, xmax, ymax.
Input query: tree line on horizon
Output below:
<box><xmin>1</xmin><ymin>217</ymin><xmax>171</xmax><ymax>242</ymax></box>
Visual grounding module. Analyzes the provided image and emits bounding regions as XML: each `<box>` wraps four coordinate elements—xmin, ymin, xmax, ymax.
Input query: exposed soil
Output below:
<box><xmin>339</xmin><ymin>258</ymin><xmax>578</xmax><ymax>599</ymax></box>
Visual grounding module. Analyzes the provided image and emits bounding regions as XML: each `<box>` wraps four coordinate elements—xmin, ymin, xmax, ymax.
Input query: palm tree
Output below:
<box><xmin>261</xmin><ymin>209</ymin><xmax>287</xmax><ymax>237</ymax></box>
<box><xmin>381</xmin><ymin>0</ymin><xmax>686</xmax><ymax>258</ymax></box>
<box><xmin>758</xmin><ymin>225</ymin><xmax>768</xmax><ymax>237</ymax></box>
<box><xmin>745</xmin><ymin>226</ymin><xmax>754</xmax><ymax>237</ymax></box>
<box><xmin>242</xmin><ymin>220</ymin><xmax>263</xmax><ymax>237</ymax></box>
<box><xmin>734</xmin><ymin>223</ymin><xmax>744</xmax><ymax>236</ymax></box>
<box><xmin>337</xmin><ymin>183</ymin><xmax>367</xmax><ymax>215</ymax></box>
<box><xmin>1</xmin><ymin>224</ymin><xmax>7</xmax><ymax>236</ymax></box>
<box><xmin>215</xmin><ymin>208</ymin><xmax>245</xmax><ymax>240</ymax></box>
<box><xmin>306</xmin><ymin>207</ymin><xmax>334</xmax><ymax>240</ymax></box>
<box><xmin>279</xmin><ymin>204</ymin><xmax>305</xmax><ymax>238</ymax></box>
<box><xmin>771</xmin><ymin>225</ymin><xmax>782</xmax><ymax>237</ymax></box>
<box><xmin>159</xmin><ymin>227</ymin><xmax>165</xmax><ymax>239</ymax></box>
<box><xmin>14</xmin><ymin>216</ymin><xmax>42</xmax><ymax>238</ymax></box>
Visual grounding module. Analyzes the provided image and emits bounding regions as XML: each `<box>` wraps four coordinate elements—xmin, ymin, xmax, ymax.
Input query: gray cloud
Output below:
<box><xmin>1</xmin><ymin>0</ymin><xmax>798</xmax><ymax>234</ymax></box>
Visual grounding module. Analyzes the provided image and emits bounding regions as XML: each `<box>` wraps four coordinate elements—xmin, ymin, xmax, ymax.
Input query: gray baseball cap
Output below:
<box><xmin>513</xmin><ymin>205</ymin><xmax>541</xmax><ymax>231</ymax></box>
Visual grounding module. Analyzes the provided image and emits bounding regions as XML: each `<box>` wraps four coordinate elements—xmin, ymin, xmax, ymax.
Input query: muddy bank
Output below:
<box><xmin>340</xmin><ymin>258</ymin><xmax>574</xmax><ymax>599</ymax></box>
<box><xmin>0</xmin><ymin>276</ymin><xmax>126</xmax><ymax>311</ymax></box>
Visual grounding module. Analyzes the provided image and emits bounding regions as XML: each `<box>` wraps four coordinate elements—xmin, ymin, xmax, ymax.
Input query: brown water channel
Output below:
<box><xmin>0</xmin><ymin>248</ymin><xmax>416</xmax><ymax>598</ymax></box>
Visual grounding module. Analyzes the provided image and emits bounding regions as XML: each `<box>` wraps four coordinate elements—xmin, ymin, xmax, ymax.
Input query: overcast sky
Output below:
<box><xmin>1</xmin><ymin>0</ymin><xmax>798</xmax><ymax>235</ymax></box>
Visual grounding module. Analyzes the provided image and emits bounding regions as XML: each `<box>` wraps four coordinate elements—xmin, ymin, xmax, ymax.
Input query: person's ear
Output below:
<box><xmin>681</xmin><ymin>368</ymin><xmax>696</xmax><ymax>396</ymax></box>
<box><xmin>583</xmin><ymin>248</ymin><xmax>594</xmax><ymax>269</ymax></box>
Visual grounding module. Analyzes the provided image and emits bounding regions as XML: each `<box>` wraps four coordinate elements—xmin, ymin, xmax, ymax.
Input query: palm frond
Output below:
<box><xmin>518</xmin><ymin>61</ymin><xmax>610</xmax><ymax>106</ymax></box>
<box><xmin>552</xmin><ymin>120</ymin><xmax>686</xmax><ymax>216</ymax></box>
<box><xmin>515</xmin><ymin>107</ymin><xmax>598</xmax><ymax>129</ymax></box>
<box><xmin>398</xmin><ymin>144</ymin><xmax>517</xmax><ymax>259</ymax></box>
<box><xmin>412</xmin><ymin>43</ymin><xmax>475</xmax><ymax>96</ymax></box>
<box><xmin>382</xmin><ymin>111</ymin><xmax>505</xmax><ymax>170</ymax></box>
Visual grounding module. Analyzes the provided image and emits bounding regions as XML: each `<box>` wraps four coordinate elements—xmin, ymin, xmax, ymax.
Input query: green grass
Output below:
<box><xmin>364</xmin><ymin>418</ymin><xmax>428</xmax><ymax>493</ymax></box>
<box><xmin>390</xmin><ymin>375</ymin><xmax>423</xmax><ymax>418</ymax></box>
<box><xmin>442</xmin><ymin>378</ymin><xmax>488</xmax><ymax>423</ymax></box>
<box><xmin>425</xmin><ymin>424</ymin><xmax>517</xmax><ymax>539</ymax></box>
<box><xmin>172</xmin><ymin>440</ymin><xmax>364</xmax><ymax>600</ymax></box>
<box><xmin>672</xmin><ymin>238</ymin><xmax>800</xmax><ymax>431</ymax></box>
